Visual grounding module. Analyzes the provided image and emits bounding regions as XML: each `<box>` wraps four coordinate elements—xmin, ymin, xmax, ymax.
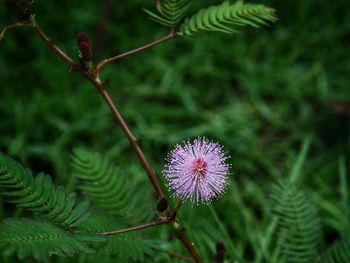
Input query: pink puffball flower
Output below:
<box><xmin>163</xmin><ymin>137</ymin><xmax>230</xmax><ymax>205</ymax></box>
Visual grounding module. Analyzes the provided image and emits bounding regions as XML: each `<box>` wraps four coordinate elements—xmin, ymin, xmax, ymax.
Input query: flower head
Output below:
<box><xmin>163</xmin><ymin>137</ymin><xmax>230</xmax><ymax>204</ymax></box>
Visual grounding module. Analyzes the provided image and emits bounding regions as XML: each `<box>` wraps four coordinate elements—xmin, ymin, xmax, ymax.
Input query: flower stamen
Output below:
<box><xmin>193</xmin><ymin>158</ymin><xmax>208</xmax><ymax>177</ymax></box>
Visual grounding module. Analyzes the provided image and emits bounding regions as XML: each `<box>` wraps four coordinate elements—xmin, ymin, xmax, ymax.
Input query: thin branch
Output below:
<box><xmin>175</xmin><ymin>200</ymin><xmax>183</xmax><ymax>213</ymax></box>
<box><xmin>0</xmin><ymin>23</ymin><xmax>31</xmax><ymax>42</ymax></box>
<box><xmin>177</xmin><ymin>230</ymin><xmax>205</xmax><ymax>263</ymax></box>
<box><xmin>33</xmin><ymin>25</ymin><xmax>99</xmax><ymax>86</ymax></box>
<box><xmin>99</xmin><ymin>217</ymin><xmax>171</xmax><ymax>236</ymax></box>
<box><xmin>96</xmin><ymin>30</ymin><xmax>177</xmax><ymax>73</ymax></box>
<box><xmin>170</xmin><ymin>200</ymin><xmax>183</xmax><ymax>220</ymax></box>
<box><xmin>96</xmin><ymin>85</ymin><xmax>166</xmax><ymax>199</ymax></box>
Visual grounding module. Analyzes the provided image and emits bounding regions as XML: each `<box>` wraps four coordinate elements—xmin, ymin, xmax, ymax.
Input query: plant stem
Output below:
<box><xmin>96</xmin><ymin>85</ymin><xmax>166</xmax><ymax>199</ymax></box>
<box><xmin>0</xmin><ymin>23</ymin><xmax>31</xmax><ymax>42</ymax></box>
<box><xmin>177</xmin><ymin>230</ymin><xmax>205</xmax><ymax>263</ymax></box>
<box><xmin>96</xmin><ymin>30</ymin><xmax>177</xmax><ymax>73</ymax></box>
<box><xmin>175</xmin><ymin>200</ymin><xmax>183</xmax><ymax>212</ymax></box>
<box><xmin>170</xmin><ymin>200</ymin><xmax>183</xmax><ymax>220</ymax></box>
<box><xmin>99</xmin><ymin>217</ymin><xmax>171</xmax><ymax>236</ymax></box>
<box><xmin>26</xmin><ymin>25</ymin><xmax>203</xmax><ymax>263</ymax></box>
<box><xmin>33</xmin><ymin>26</ymin><xmax>99</xmax><ymax>86</ymax></box>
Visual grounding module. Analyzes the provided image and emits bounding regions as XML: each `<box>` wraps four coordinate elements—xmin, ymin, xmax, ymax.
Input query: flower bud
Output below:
<box><xmin>76</xmin><ymin>32</ymin><xmax>95</xmax><ymax>75</ymax></box>
<box><xmin>77</xmin><ymin>32</ymin><xmax>93</xmax><ymax>62</ymax></box>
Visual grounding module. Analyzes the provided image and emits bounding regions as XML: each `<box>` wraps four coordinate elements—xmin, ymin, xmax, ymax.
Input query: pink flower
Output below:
<box><xmin>163</xmin><ymin>137</ymin><xmax>230</xmax><ymax>204</ymax></box>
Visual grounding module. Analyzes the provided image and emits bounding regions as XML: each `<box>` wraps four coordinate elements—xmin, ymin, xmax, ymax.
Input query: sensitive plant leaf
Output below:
<box><xmin>64</xmin><ymin>200</ymin><xmax>91</xmax><ymax>227</ymax></box>
<box><xmin>270</xmin><ymin>180</ymin><xmax>322</xmax><ymax>263</ymax></box>
<box><xmin>77</xmin><ymin>213</ymin><xmax>154</xmax><ymax>262</ymax></box>
<box><xmin>178</xmin><ymin>0</ymin><xmax>277</xmax><ymax>36</ymax></box>
<box><xmin>0</xmin><ymin>218</ymin><xmax>96</xmax><ymax>261</ymax></box>
<box><xmin>0</xmin><ymin>152</ymin><xmax>90</xmax><ymax>228</ymax></box>
<box><xmin>143</xmin><ymin>0</ymin><xmax>190</xmax><ymax>27</ymax></box>
<box><xmin>71</xmin><ymin>148</ymin><xmax>151</xmax><ymax>222</ymax></box>
<box><xmin>321</xmin><ymin>237</ymin><xmax>350</xmax><ymax>263</ymax></box>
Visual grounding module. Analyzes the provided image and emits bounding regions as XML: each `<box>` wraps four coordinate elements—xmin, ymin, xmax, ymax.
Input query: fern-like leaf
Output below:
<box><xmin>270</xmin><ymin>180</ymin><xmax>322</xmax><ymax>263</ymax></box>
<box><xmin>77</xmin><ymin>213</ymin><xmax>154</xmax><ymax>262</ymax></box>
<box><xmin>178</xmin><ymin>0</ymin><xmax>277</xmax><ymax>36</ymax></box>
<box><xmin>0</xmin><ymin>218</ymin><xmax>96</xmax><ymax>261</ymax></box>
<box><xmin>321</xmin><ymin>237</ymin><xmax>350</xmax><ymax>263</ymax></box>
<box><xmin>0</xmin><ymin>152</ymin><xmax>90</xmax><ymax>228</ymax></box>
<box><xmin>71</xmin><ymin>148</ymin><xmax>151</xmax><ymax>222</ymax></box>
<box><xmin>143</xmin><ymin>0</ymin><xmax>190</xmax><ymax>28</ymax></box>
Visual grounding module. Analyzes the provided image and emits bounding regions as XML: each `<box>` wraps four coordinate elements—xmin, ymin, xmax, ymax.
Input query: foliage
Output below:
<box><xmin>321</xmin><ymin>238</ymin><xmax>350</xmax><ymax>263</ymax></box>
<box><xmin>77</xmin><ymin>213</ymin><xmax>154</xmax><ymax>262</ymax></box>
<box><xmin>144</xmin><ymin>0</ymin><xmax>276</xmax><ymax>35</ymax></box>
<box><xmin>179</xmin><ymin>1</ymin><xmax>277</xmax><ymax>36</ymax></box>
<box><xmin>0</xmin><ymin>152</ymin><xmax>90</xmax><ymax>229</ymax></box>
<box><xmin>71</xmin><ymin>148</ymin><xmax>152</xmax><ymax>222</ymax></box>
<box><xmin>0</xmin><ymin>218</ymin><xmax>96</xmax><ymax>261</ymax></box>
<box><xmin>143</xmin><ymin>0</ymin><xmax>190</xmax><ymax>28</ymax></box>
<box><xmin>0</xmin><ymin>0</ymin><xmax>349</xmax><ymax>262</ymax></box>
<box><xmin>271</xmin><ymin>180</ymin><xmax>322</xmax><ymax>262</ymax></box>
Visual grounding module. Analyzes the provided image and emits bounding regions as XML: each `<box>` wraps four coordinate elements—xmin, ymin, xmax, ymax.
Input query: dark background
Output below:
<box><xmin>0</xmin><ymin>0</ymin><xmax>350</xmax><ymax>262</ymax></box>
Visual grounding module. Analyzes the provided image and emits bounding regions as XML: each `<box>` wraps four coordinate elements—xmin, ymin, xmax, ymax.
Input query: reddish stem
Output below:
<box><xmin>177</xmin><ymin>230</ymin><xmax>205</xmax><ymax>263</ymax></box>
<box><xmin>34</xmin><ymin>26</ymin><xmax>99</xmax><ymax>86</ymax></box>
<box><xmin>99</xmin><ymin>217</ymin><xmax>171</xmax><ymax>236</ymax></box>
<box><xmin>0</xmin><ymin>23</ymin><xmax>32</xmax><ymax>42</ymax></box>
<box><xmin>96</xmin><ymin>30</ymin><xmax>177</xmax><ymax>73</ymax></box>
<box><xmin>170</xmin><ymin>200</ymin><xmax>183</xmax><ymax>220</ymax></box>
<box><xmin>96</xmin><ymin>85</ymin><xmax>166</xmax><ymax>199</ymax></box>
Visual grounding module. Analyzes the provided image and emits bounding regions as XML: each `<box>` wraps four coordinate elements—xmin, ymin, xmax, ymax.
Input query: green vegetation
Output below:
<box><xmin>0</xmin><ymin>0</ymin><xmax>349</xmax><ymax>262</ymax></box>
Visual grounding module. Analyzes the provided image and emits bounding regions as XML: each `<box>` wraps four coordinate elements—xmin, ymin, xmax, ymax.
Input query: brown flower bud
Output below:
<box><xmin>77</xmin><ymin>32</ymin><xmax>93</xmax><ymax>62</ymax></box>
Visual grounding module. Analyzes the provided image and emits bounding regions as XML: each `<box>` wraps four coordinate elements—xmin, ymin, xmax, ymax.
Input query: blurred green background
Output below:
<box><xmin>0</xmin><ymin>0</ymin><xmax>350</xmax><ymax>262</ymax></box>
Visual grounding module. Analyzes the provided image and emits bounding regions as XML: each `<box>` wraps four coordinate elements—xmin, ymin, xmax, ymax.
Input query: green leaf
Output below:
<box><xmin>71</xmin><ymin>148</ymin><xmax>151</xmax><ymax>222</ymax></box>
<box><xmin>143</xmin><ymin>0</ymin><xmax>190</xmax><ymax>28</ymax></box>
<box><xmin>0</xmin><ymin>152</ymin><xmax>90</xmax><ymax>228</ymax></box>
<box><xmin>270</xmin><ymin>180</ymin><xmax>322</xmax><ymax>263</ymax></box>
<box><xmin>77</xmin><ymin>213</ymin><xmax>154</xmax><ymax>262</ymax></box>
<box><xmin>0</xmin><ymin>218</ymin><xmax>96</xmax><ymax>261</ymax></box>
<box><xmin>64</xmin><ymin>200</ymin><xmax>91</xmax><ymax>227</ymax></box>
<box><xmin>178</xmin><ymin>0</ymin><xmax>277</xmax><ymax>36</ymax></box>
<box><xmin>321</xmin><ymin>237</ymin><xmax>350</xmax><ymax>263</ymax></box>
